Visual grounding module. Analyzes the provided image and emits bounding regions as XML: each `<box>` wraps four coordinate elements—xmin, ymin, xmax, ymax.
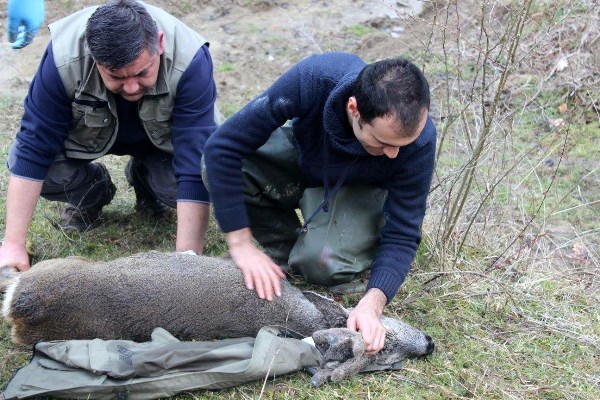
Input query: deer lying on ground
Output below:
<box><xmin>0</xmin><ymin>251</ymin><xmax>434</xmax><ymax>386</ymax></box>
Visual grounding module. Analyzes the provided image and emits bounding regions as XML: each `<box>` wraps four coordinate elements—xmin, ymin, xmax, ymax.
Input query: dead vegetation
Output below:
<box><xmin>0</xmin><ymin>0</ymin><xmax>598</xmax><ymax>398</ymax></box>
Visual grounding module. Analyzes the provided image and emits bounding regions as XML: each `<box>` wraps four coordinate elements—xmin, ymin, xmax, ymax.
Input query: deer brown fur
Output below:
<box><xmin>1</xmin><ymin>251</ymin><xmax>434</xmax><ymax>386</ymax></box>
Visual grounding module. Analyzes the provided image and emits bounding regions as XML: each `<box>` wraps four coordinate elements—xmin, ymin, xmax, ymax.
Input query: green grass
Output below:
<box><xmin>344</xmin><ymin>24</ymin><xmax>374</xmax><ymax>37</ymax></box>
<box><xmin>216</xmin><ymin>63</ymin><xmax>235</xmax><ymax>73</ymax></box>
<box><xmin>7</xmin><ymin>118</ymin><xmax>595</xmax><ymax>400</ymax></box>
<box><xmin>1</xmin><ymin>0</ymin><xmax>599</xmax><ymax>399</ymax></box>
<box><xmin>219</xmin><ymin>100</ymin><xmax>247</xmax><ymax>118</ymax></box>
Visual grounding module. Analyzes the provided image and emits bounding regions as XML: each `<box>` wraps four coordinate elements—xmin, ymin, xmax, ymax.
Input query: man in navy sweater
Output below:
<box><xmin>1</xmin><ymin>1</ymin><xmax>218</xmax><ymax>271</ymax></box>
<box><xmin>203</xmin><ymin>53</ymin><xmax>436</xmax><ymax>353</ymax></box>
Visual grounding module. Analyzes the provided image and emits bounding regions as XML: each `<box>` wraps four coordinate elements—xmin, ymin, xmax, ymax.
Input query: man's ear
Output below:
<box><xmin>347</xmin><ymin>96</ymin><xmax>360</xmax><ymax>118</ymax></box>
<box><xmin>157</xmin><ymin>31</ymin><xmax>165</xmax><ymax>55</ymax></box>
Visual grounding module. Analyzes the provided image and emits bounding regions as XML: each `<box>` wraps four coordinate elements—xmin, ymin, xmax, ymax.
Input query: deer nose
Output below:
<box><xmin>425</xmin><ymin>334</ymin><xmax>435</xmax><ymax>354</ymax></box>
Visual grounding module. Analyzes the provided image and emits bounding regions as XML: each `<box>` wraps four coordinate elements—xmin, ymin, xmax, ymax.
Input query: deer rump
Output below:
<box><xmin>2</xmin><ymin>251</ymin><xmax>348</xmax><ymax>345</ymax></box>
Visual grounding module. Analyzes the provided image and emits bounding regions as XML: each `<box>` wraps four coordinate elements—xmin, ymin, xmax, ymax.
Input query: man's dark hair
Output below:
<box><xmin>353</xmin><ymin>57</ymin><xmax>430</xmax><ymax>137</ymax></box>
<box><xmin>86</xmin><ymin>0</ymin><xmax>159</xmax><ymax>69</ymax></box>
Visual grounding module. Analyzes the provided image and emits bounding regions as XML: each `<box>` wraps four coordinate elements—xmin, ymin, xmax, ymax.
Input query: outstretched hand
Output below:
<box><xmin>226</xmin><ymin>228</ymin><xmax>286</xmax><ymax>301</ymax></box>
<box><xmin>346</xmin><ymin>288</ymin><xmax>387</xmax><ymax>354</ymax></box>
<box><xmin>7</xmin><ymin>0</ymin><xmax>45</xmax><ymax>49</ymax></box>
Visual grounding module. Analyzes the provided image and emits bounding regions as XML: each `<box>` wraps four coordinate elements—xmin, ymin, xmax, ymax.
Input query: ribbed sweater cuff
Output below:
<box><xmin>8</xmin><ymin>158</ymin><xmax>48</xmax><ymax>181</ymax></box>
<box><xmin>214</xmin><ymin>204</ymin><xmax>250</xmax><ymax>233</ymax></box>
<box><xmin>177</xmin><ymin>182</ymin><xmax>210</xmax><ymax>203</ymax></box>
<box><xmin>367</xmin><ymin>269</ymin><xmax>405</xmax><ymax>304</ymax></box>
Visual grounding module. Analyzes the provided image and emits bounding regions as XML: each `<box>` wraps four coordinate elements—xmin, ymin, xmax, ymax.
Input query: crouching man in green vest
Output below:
<box><xmin>0</xmin><ymin>0</ymin><xmax>220</xmax><ymax>271</ymax></box>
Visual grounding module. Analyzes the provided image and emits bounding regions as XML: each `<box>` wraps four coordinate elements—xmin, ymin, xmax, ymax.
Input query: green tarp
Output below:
<box><xmin>2</xmin><ymin>326</ymin><xmax>322</xmax><ymax>400</ymax></box>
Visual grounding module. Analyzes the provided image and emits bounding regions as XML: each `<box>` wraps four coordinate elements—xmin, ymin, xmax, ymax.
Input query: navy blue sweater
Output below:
<box><xmin>204</xmin><ymin>52</ymin><xmax>436</xmax><ymax>301</ymax></box>
<box><xmin>9</xmin><ymin>41</ymin><xmax>217</xmax><ymax>203</ymax></box>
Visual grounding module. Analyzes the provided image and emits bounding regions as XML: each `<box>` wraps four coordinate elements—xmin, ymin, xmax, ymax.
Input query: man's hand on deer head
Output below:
<box><xmin>346</xmin><ymin>288</ymin><xmax>387</xmax><ymax>354</ymax></box>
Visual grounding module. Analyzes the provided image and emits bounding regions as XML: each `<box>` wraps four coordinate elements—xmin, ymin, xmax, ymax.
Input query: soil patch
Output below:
<box><xmin>0</xmin><ymin>0</ymin><xmax>425</xmax><ymax>106</ymax></box>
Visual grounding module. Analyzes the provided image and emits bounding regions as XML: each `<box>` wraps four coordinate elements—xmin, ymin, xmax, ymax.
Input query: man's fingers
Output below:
<box><xmin>375</xmin><ymin>332</ymin><xmax>385</xmax><ymax>351</ymax></box>
<box><xmin>346</xmin><ymin>315</ymin><xmax>358</xmax><ymax>331</ymax></box>
<box><xmin>241</xmin><ymin>269</ymin><xmax>254</xmax><ymax>291</ymax></box>
<box><xmin>15</xmin><ymin>263</ymin><xmax>30</xmax><ymax>272</ymax></box>
<box><xmin>349</xmin><ymin>315</ymin><xmax>376</xmax><ymax>351</ymax></box>
<box><xmin>260</xmin><ymin>262</ymin><xmax>283</xmax><ymax>300</ymax></box>
<box><xmin>273</xmin><ymin>264</ymin><xmax>286</xmax><ymax>279</ymax></box>
<box><xmin>365</xmin><ymin>335</ymin><xmax>381</xmax><ymax>353</ymax></box>
<box><xmin>347</xmin><ymin>308</ymin><xmax>386</xmax><ymax>354</ymax></box>
<box><xmin>261</xmin><ymin>273</ymin><xmax>274</xmax><ymax>301</ymax></box>
<box><xmin>236</xmin><ymin>255</ymin><xmax>284</xmax><ymax>301</ymax></box>
<box><xmin>365</xmin><ymin>326</ymin><xmax>385</xmax><ymax>354</ymax></box>
<box><xmin>253</xmin><ymin>272</ymin><xmax>267</xmax><ymax>299</ymax></box>
<box><xmin>269</xmin><ymin>265</ymin><xmax>283</xmax><ymax>297</ymax></box>
<box><xmin>360</xmin><ymin>326</ymin><xmax>373</xmax><ymax>350</ymax></box>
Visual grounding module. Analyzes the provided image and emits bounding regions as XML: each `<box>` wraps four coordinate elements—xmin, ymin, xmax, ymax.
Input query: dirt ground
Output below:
<box><xmin>0</xmin><ymin>0</ymin><xmax>426</xmax><ymax>109</ymax></box>
<box><xmin>0</xmin><ymin>3</ymin><xmax>599</xmax><ymax>398</ymax></box>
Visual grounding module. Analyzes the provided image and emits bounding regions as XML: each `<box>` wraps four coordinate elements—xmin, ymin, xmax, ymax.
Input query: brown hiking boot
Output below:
<box><xmin>59</xmin><ymin>204</ymin><xmax>105</xmax><ymax>232</ymax></box>
<box><xmin>133</xmin><ymin>189</ymin><xmax>170</xmax><ymax>218</ymax></box>
<box><xmin>59</xmin><ymin>164</ymin><xmax>117</xmax><ymax>232</ymax></box>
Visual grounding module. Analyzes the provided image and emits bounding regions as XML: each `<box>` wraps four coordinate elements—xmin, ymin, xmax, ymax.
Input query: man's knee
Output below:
<box><xmin>127</xmin><ymin>155</ymin><xmax>177</xmax><ymax>208</ymax></box>
<box><xmin>288</xmin><ymin>185</ymin><xmax>387</xmax><ymax>286</ymax></box>
<box><xmin>40</xmin><ymin>161</ymin><xmax>115</xmax><ymax>209</ymax></box>
<box><xmin>200</xmin><ymin>155</ymin><xmax>210</xmax><ymax>193</ymax></box>
<box><xmin>288</xmin><ymin>238</ymin><xmax>374</xmax><ymax>286</ymax></box>
<box><xmin>43</xmin><ymin>161</ymin><xmax>85</xmax><ymax>187</ymax></box>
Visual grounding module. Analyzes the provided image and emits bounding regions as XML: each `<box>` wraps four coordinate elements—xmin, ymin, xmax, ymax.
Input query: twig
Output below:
<box><xmin>258</xmin><ymin>308</ymin><xmax>293</xmax><ymax>399</ymax></box>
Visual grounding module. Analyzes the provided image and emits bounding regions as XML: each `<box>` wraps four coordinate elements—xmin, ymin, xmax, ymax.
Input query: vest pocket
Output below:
<box><xmin>68</xmin><ymin>102</ymin><xmax>114</xmax><ymax>151</ymax></box>
<box><xmin>147</xmin><ymin>128</ymin><xmax>171</xmax><ymax>147</ymax></box>
<box><xmin>139</xmin><ymin>97</ymin><xmax>173</xmax><ymax>147</ymax></box>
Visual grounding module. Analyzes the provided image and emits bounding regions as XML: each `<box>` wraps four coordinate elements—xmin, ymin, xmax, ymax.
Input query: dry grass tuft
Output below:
<box><xmin>0</xmin><ymin>0</ymin><xmax>598</xmax><ymax>398</ymax></box>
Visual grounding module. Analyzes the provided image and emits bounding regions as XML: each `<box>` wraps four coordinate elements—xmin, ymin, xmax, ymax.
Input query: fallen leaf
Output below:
<box><xmin>558</xmin><ymin>103</ymin><xmax>568</xmax><ymax>113</ymax></box>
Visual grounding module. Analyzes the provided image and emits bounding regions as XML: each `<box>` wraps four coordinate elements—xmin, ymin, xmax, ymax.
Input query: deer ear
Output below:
<box><xmin>373</xmin><ymin>343</ymin><xmax>403</xmax><ymax>365</ymax></box>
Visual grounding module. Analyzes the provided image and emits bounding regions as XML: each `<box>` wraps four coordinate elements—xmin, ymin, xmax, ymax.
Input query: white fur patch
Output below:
<box><xmin>302</xmin><ymin>336</ymin><xmax>316</xmax><ymax>347</ymax></box>
<box><xmin>303</xmin><ymin>290</ymin><xmax>334</xmax><ymax>301</ymax></box>
<box><xmin>2</xmin><ymin>276</ymin><xmax>20</xmax><ymax>320</ymax></box>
